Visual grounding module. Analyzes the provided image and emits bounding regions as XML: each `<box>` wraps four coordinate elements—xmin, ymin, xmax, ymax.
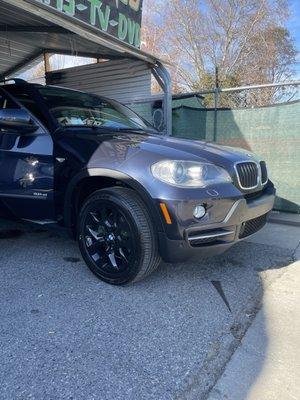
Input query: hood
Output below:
<box><xmin>138</xmin><ymin>134</ymin><xmax>257</xmax><ymax>164</ymax></box>
<box><xmin>87</xmin><ymin>131</ymin><xmax>258</xmax><ymax>170</ymax></box>
<box><xmin>56</xmin><ymin>128</ymin><xmax>258</xmax><ymax>175</ymax></box>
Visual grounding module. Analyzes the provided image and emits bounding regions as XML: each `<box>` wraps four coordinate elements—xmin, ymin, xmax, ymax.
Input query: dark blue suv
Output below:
<box><xmin>0</xmin><ymin>80</ymin><xmax>275</xmax><ymax>285</ymax></box>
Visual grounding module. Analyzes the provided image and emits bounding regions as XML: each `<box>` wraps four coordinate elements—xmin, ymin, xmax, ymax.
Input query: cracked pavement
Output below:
<box><xmin>0</xmin><ymin>219</ymin><xmax>299</xmax><ymax>400</ymax></box>
<box><xmin>208</xmin><ymin>228</ymin><xmax>300</xmax><ymax>400</ymax></box>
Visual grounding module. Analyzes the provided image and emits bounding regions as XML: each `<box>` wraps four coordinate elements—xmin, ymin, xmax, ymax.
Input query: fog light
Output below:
<box><xmin>193</xmin><ymin>205</ymin><xmax>206</xmax><ymax>219</ymax></box>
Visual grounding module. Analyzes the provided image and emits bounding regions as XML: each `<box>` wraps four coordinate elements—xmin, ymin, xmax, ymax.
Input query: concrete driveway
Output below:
<box><xmin>0</xmin><ymin>218</ymin><xmax>298</xmax><ymax>400</ymax></box>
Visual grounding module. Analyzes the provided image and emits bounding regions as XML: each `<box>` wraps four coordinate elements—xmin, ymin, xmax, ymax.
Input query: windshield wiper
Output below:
<box><xmin>60</xmin><ymin>125</ymin><xmax>120</xmax><ymax>132</ymax></box>
<box><xmin>59</xmin><ymin>125</ymin><xmax>158</xmax><ymax>134</ymax></box>
<box><xmin>118</xmin><ymin>127</ymin><xmax>158</xmax><ymax>134</ymax></box>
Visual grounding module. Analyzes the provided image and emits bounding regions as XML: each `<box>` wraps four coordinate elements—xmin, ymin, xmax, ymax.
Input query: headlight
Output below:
<box><xmin>151</xmin><ymin>160</ymin><xmax>232</xmax><ymax>188</ymax></box>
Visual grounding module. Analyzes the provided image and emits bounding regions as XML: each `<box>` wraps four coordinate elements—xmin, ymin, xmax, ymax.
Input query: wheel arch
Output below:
<box><xmin>64</xmin><ymin>168</ymin><xmax>164</xmax><ymax>238</ymax></box>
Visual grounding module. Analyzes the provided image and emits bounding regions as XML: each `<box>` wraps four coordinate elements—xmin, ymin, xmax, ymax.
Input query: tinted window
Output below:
<box><xmin>39</xmin><ymin>87</ymin><xmax>155</xmax><ymax>132</ymax></box>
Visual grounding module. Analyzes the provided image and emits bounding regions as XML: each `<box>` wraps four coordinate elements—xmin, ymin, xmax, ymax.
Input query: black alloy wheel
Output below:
<box><xmin>78</xmin><ymin>187</ymin><xmax>161</xmax><ymax>285</ymax></box>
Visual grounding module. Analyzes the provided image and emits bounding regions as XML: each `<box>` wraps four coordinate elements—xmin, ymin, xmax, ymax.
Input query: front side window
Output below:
<box><xmin>39</xmin><ymin>87</ymin><xmax>155</xmax><ymax>132</ymax></box>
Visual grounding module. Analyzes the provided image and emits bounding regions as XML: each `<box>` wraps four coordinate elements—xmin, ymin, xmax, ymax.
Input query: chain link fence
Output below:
<box><xmin>199</xmin><ymin>82</ymin><xmax>300</xmax><ymax>143</ymax></box>
<box><xmin>204</xmin><ymin>82</ymin><xmax>300</xmax><ymax>109</ymax></box>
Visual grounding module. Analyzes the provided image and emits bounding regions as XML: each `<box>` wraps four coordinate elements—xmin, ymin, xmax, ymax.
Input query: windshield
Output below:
<box><xmin>39</xmin><ymin>87</ymin><xmax>156</xmax><ymax>132</ymax></box>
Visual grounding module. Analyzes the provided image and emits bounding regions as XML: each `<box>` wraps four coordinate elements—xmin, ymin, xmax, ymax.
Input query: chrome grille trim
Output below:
<box><xmin>234</xmin><ymin>161</ymin><xmax>259</xmax><ymax>190</ymax></box>
<box><xmin>188</xmin><ymin>230</ymin><xmax>235</xmax><ymax>242</ymax></box>
<box><xmin>260</xmin><ymin>161</ymin><xmax>268</xmax><ymax>185</ymax></box>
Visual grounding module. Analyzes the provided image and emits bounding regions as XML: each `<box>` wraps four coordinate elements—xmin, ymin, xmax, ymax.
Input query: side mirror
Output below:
<box><xmin>0</xmin><ymin>109</ymin><xmax>39</xmax><ymax>133</ymax></box>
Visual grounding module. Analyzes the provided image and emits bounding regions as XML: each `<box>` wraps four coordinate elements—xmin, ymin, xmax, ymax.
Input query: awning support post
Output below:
<box><xmin>43</xmin><ymin>52</ymin><xmax>50</xmax><ymax>73</ymax></box>
<box><xmin>151</xmin><ymin>62</ymin><xmax>172</xmax><ymax>136</ymax></box>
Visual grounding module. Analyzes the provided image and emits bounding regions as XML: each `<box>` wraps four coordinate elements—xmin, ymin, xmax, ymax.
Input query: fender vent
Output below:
<box><xmin>239</xmin><ymin>214</ymin><xmax>268</xmax><ymax>239</ymax></box>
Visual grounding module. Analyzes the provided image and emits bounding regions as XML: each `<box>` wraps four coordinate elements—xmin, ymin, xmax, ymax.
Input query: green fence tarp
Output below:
<box><xmin>131</xmin><ymin>98</ymin><xmax>299</xmax><ymax>213</ymax></box>
<box><xmin>171</xmin><ymin>101</ymin><xmax>300</xmax><ymax>213</ymax></box>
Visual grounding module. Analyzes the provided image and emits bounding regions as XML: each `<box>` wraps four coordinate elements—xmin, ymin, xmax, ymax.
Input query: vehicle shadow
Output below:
<box><xmin>0</xmin><ymin>219</ymin><xmax>294</xmax><ymax>400</ymax></box>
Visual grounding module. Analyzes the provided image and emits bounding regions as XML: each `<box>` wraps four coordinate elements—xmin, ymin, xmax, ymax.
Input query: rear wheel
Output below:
<box><xmin>78</xmin><ymin>187</ymin><xmax>161</xmax><ymax>285</ymax></box>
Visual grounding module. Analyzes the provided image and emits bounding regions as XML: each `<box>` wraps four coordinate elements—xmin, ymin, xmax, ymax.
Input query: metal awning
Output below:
<box><xmin>0</xmin><ymin>0</ymin><xmax>159</xmax><ymax>78</ymax></box>
<box><xmin>0</xmin><ymin>0</ymin><xmax>172</xmax><ymax>134</ymax></box>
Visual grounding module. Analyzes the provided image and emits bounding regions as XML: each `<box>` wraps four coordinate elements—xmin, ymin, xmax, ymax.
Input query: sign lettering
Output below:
<box><xmin>33</xmin><ymin>0</ymin><xmax>143</xmax><ymax>47</ymax></box>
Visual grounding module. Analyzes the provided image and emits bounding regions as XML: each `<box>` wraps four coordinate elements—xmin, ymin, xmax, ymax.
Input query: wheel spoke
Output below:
<box><xmin>86</xmin><ymin>226</ymin><xmax>105</xmax><ymax>242</ymax></box>
<box><xmin>90</xmin><ymin>212</ymin><xmax>100</xmax><ymax>223</ymax></box>
<box><xmin>117</xmin><ymin>237</ymin><xmax>131</xmax><ymax>250</ymax></box>
<box><xmin>118</xmin><ymin>215</ymin><xmax>130</xmax><ymax>231</ymax></box>
<box><xmin>86</xmin><ymin>236</ymin><xmax>104</xmax><ymax>252</ymax></box>
<box><xmin>91</xmin><ymin>251</ymin><xmax>109</xmax><ymax>270</ymax></box>
<box><xmin>118</xmin><ymin>247</ymin><xmax>128</xmax><ymax>263</ymax></box>
<box><xmin>100</xmin><ymin>208</ymin><xmax>111</xmax><ymax>227</ymax></box>
<box><xmin>111</xmin><ymin>210</ymin><xmax>118</xmax><ymax>229</ymax></box>
<box><xmin>86</xmin><ymin>226</ymin><xmax>98</xmax><ymax>240</ymax></box>
<box><xmin>108</xmin><ymin>251</ymin><xmax>118</xmax><ymax>269</ymax></box>
<box><xmin>83</xmin><ymin>200</ymin><xmax>137</xmax><ymax>276</ymax></box>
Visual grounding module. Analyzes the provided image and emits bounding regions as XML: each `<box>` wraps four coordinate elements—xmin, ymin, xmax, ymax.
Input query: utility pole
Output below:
<box><xmin>215</xmin><ymin>66</ymin><xmax>219</xmax><ymax>89</ymax></box>
<box><xmin>213</xmin><ymin>66</ymin><xmax>219</xmax><ymax>142</ymax></box>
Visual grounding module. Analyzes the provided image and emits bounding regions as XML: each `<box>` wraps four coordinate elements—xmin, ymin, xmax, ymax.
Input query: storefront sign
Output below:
<box><xmin>33</xmin><ymin>0</ymin><xmax>143</xmax><ymax>47</ymax></box>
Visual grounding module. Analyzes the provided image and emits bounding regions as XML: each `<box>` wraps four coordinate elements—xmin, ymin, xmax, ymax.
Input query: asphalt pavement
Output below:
<box><xmin>0</xmin><ymin>218</ymin><xmax>297</xmax><ymax>400</ymax></box>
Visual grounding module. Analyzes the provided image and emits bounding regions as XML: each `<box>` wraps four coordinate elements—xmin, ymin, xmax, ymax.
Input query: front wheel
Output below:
<box><xmin>78</xmin><ymin>187</ymin><xmax>161</xmax><ymax>285</ymax></box>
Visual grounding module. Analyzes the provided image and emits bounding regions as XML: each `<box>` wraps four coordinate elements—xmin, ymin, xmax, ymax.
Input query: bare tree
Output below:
<box><xmin>141</xmin><ymin>0</ymin><xmax>189</xmax><ymax>92</ymax></box>
<box><xmin>141</xmin><ymin>1</ymin><xmax>168</xmax><ymax>92</ymax></box>
<box><xmin>142</xmin><ymin>0</ymin><xmax>297</xmax><ymax>98</ymax></box>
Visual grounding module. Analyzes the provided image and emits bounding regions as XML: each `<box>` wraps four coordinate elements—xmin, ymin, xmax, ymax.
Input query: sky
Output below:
<box><xmin>20</xmin><ymin>0</ymin><xmax>300</xmax><ymax>81</ymax></box>
<box><xmin>143</xmin><ymin>0</ymin><xmax>300</xmax><ymax>80</ymax></box>
<box><xmin>287</xmin><ymin>0</ymin><xmax>300</xmax><ymax>78</ymax></box>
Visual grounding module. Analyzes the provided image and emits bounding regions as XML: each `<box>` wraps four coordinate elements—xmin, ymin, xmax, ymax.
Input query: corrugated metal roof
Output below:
<box><xmin>46</xmin><ymin>59</ymin><xmax>151</xmax><ymax>103</ymax></box>
<box><xmin>0</xmin><ymin>2</ymin><xmax>50</xmax><ymax>26</ymax></box>
<box><xmin>0</xmin><ymin>0</ymin><xmax>159</xmax><ymax>78</ymax></box>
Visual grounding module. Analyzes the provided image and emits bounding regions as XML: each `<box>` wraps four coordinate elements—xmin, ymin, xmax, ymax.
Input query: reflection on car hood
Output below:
<box><xmin>57</xmin><ymin>128</ymin><xmax>259</xmax><ymax>173</ymax></box>
<box><xmin>88</xmin><ymin>131</ymin><xmax>257</xmax><ymax>170</ymax></box>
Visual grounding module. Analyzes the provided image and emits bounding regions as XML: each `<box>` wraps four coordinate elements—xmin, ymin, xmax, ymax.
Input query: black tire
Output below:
<box><xmin>78</xmin><ymin>187</ymin><xmax>161</xmax><ymax>285</ymax></box>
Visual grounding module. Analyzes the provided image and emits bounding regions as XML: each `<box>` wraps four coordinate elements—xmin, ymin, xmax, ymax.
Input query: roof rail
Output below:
<box><xmin>0</xmin><ymin>78</ymin><xmax>28</xmax><ymax>85</ymax></box>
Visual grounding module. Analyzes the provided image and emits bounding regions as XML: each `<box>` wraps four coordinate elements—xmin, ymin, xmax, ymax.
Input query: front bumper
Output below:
<box><xmin>158</xmin><ymin>184</ymin><xmax>275</xmax><ymax>262</ymax></box>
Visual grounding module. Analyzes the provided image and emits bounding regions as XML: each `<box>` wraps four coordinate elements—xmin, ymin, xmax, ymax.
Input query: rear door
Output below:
<box><xmin>0</xmin><ymin>87</ymin><xmax>55</xmax><ymax>222</ymax></box>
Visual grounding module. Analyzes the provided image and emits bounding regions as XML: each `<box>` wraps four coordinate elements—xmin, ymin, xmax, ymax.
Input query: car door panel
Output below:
<box><xmin>0</xmin><ymin>89</ymin><xmax>55</xmax><ymax>221</ymax></box>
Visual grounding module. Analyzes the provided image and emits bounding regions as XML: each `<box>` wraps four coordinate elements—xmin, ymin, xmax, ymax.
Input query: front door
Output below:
<box><xmin>0</xmin><ymin>88</ymin><xmax>55</xmax><ymax>222</ymax></box>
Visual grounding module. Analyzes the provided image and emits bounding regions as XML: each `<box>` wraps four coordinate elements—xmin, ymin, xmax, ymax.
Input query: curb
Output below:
<box><xmin>269</xmin><ymin>211</ymin><xmax>300</xmax><ymax>227</ymax></box>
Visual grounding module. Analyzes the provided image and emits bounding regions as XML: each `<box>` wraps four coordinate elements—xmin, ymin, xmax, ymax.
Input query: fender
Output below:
<box><xmin>64</xmin><ymin>167</ymin><xmax>165</xmax><ymax>235</ymax></box>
